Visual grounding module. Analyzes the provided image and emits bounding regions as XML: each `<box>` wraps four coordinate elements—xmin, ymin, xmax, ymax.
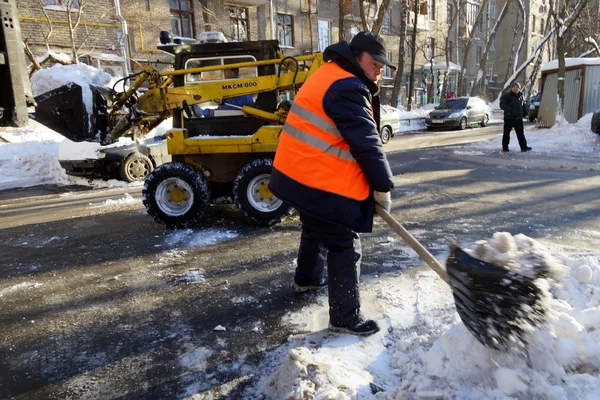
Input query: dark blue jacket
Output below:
<box><xmin>269</xmin><ymin>41</ymin><xmax>394</xmax><ymax>232</ymax></box>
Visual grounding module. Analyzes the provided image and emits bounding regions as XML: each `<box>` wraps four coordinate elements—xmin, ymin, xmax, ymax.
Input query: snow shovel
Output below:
<box><xmin>375</xmin><ymin>205</ymin><xmax>546</xmax><ymax>351</ymax></box>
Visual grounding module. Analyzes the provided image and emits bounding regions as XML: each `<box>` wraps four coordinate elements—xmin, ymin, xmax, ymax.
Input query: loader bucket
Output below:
<box><xmin>33</xmin><ymin>83</ymin><xmax>112</xmax><ymax>142</ymax></box>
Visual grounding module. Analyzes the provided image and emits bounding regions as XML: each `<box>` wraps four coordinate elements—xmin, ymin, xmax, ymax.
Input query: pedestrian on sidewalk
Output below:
<box><xmin>269</xmin><ymin>31</ymin><xmax>395</xmax><ymax>336</ymax></box>
<box><xmin>500</xmin><ymin>82</ymin><xmax>532</xmax><ymax>152</ymax></box>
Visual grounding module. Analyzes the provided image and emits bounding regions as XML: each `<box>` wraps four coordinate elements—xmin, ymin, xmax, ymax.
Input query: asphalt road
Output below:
<box><xmin>1</xmin><ymin>122</ymin><xmax>599</xmax><ymax>399</ymax></box>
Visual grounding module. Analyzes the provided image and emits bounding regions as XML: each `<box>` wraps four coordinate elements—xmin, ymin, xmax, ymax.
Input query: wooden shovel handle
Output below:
<box><xmin>375</xmin><ymin>205</ymin><xmax>449</xmax><ymax>284</ymax></box>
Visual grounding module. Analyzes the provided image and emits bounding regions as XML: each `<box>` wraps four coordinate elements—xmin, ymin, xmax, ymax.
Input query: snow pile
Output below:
<box><xmin>261</xmin><ymin>347</ymin><xmax>364</xmax><ymax>399</ymax></box>
<box><xmin>0</xmin><ymin>120</ymin><xmax>72</xmax><ymax>189</ymax></box>
<box><xmin>470</xmin><ymin>113</ymin><xmax>600</xmax><ymax>153</ymax></box>
<box><xmin>266</xmin><ymin>233</ymin><xmax>600</xmax><ymax>400</ymax></box>
<box><xmin>31</xmin><ymin>63</ymin><xmax>112</xmax><ymax>115</ymax></box>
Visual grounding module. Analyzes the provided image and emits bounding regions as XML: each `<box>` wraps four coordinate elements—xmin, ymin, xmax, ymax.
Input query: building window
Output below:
<box><xmin>476</xmin><ymin>46</ymin><xmax>482</xmax><ymax>64</ymax></box>
<box><xmin>406</xmin><ymin>35</ymin><xmax>413</xmax><ymax>61</ymax></box>
<box><xmin>448</xmin><ymin>40</ymin><xmax>453</xmax><ymax>61</ymax></box>
<box><xmin>427</xmin><ymin>0</ymin><xmax>435</xmax><ymax>20</ymax></box>
<box><xmin>532</xmin><ymin>15</ymin><xmax>536</xmax><ymax>34</ymax></box>
<box><xmin>486</xmin><ymin>64</ymin><xmax>494</xmax><ymax>82</ymax></box>
<box><xmin>229</xmin><ymin>6</ymin><xmax>249</xmax><ymax>41</ymax></box>
<box><xmin>277</xmin><ymin>14</ymin><xmax>293</xmax><ymax>46</ymax></box>
<box><xmin>43</xmin><ymin>0</ymin><xmax>81</xmax><ymax>8</ymax></box>
<box><xmin>490</xmin><ymin>38</ymin><xmax>495</xmax><ymax>51</ymax></box>
<box><xmin>318</xmin><ymin>20</ymin><xmax>331</xmax><ymax>51</ymax></box>
<box><xmin>169</xmin><ymin>0</ymin><xmax>193</xmax><ymax>38</ymax></box>
<box><xmin>447</xmin><ymin>4</ymin><xmax>453</xmax><ymax>25</ymax></box>
<box><xmin>488</xmin><ymin>0</ymin><xmax>496</xmax><ymax>19</ymax></box>
<box><xmin>384</xmin><ymin>51</ymin><xmax>394</xmax><ymax>78</ymax></box>
<box><xmin>427</xmin><ymin>37</ymin><xmax>435</xmax><ymax>59</ymax></box>
<box><xmin>540</xmin><ymin>18</ymin><xmax>544</xmax><ymax>35</ymax></box>
<box><xmin>467</xmin><ymin>3</ymin><xmax>479</xmax><ymax>26</ymax></box>
<box><xmin>382</xmin><ymin>10</ymin><xmax>392</xmax><ymax>34</ymax></box>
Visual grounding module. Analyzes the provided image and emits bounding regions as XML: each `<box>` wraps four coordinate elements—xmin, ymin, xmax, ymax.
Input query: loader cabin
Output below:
<box><xmin>158</xmin><ymin>31</ymin><xmax>279</xmax><ymax>137</ymax></box>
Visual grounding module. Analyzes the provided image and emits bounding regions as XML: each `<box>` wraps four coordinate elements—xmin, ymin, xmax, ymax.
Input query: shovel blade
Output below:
<box><xmin>446</xmin><ymin>245</ymin><xmax>545</xmax><ymax>350</ymax></box>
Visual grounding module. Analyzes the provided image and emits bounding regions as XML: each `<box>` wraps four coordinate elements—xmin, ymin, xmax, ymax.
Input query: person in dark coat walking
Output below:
<box><xmin>269</xmin><ymin>31</ymin><xmax>395</xmax><ymax>336</ymax></box>
<box><xmin>500</xmin><ymin>82</ymin><xmax>532</xmax><ymax>152</ymax></box>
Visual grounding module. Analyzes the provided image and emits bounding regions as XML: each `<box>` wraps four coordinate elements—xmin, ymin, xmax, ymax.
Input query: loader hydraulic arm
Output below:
<box><xmin>107</xmin><ymin>53</ymin><xmax>324</xmax><ymax>140</ymax></box>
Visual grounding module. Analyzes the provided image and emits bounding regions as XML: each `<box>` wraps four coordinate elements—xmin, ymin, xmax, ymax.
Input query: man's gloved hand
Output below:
<box><xmin>373</xmin><ymin>191</ymin><xmax>392</xmax><ymax>212</ymax></box>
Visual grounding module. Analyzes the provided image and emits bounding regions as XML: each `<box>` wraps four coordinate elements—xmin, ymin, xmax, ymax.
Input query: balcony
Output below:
<box><xmin>407</xmin><ymin>11</ymin><xmax>429</xmax><ymax>31</ymax></box>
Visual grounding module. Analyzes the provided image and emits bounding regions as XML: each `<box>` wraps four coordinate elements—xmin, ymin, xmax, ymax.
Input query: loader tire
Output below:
<box><xmin>143</xmin><ymin>162</ymin><xmax>210</xmax><ymax>229</ymax></box>
<box><xmin>233</xmin><ymin>158</ymin><xmax>291</xmax><ymax>226</ymax></box>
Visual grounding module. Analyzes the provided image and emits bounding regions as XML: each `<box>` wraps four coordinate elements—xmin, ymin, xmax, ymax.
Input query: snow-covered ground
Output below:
<box><xmin>262</xmin><ymin>233</ymin><xmax>600</xmax><ymax>399</ymax></box>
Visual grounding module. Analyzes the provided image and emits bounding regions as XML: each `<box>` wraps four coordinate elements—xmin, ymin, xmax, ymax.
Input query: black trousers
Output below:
<box><xmin>295</xmin><ymin>212</ymin><xmax>362</xmax><ymax>325</ymax></box>
<box><xmin>502</xmin><ymin>118</ymin><xmax>528</xmax><ymax>151</ymax></box>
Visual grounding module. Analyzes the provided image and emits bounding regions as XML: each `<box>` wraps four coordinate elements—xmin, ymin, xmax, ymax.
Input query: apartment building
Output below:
<box><xmin>17</xmin><ymin>0</ymin><xmax>557</xmax><ymax>105</ymax></box>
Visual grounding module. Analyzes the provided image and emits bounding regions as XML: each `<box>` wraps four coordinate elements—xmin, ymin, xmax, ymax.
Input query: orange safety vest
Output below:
<box><xmin>274</xmin><ymin>62</ymin><xmax>371</xmax><ymax>201</ymax></box>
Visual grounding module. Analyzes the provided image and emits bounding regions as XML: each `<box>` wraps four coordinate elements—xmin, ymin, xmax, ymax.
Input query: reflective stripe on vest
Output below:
<box><xmin>274</xmin><ymin>62</ymin><xmax>370</xmax><ymax>201</ymax></box>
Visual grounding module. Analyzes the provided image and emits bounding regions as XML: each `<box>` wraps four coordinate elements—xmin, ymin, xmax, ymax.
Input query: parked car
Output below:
<box><xmin>425</xmin><ymin>97</ymin><xmax>491</xmax><ymax>130</ymax></box>
<box><xmin>591</xmin><ymin>109</ymin><xmax>600</xmax><ymax>135</ymax></box>
<box><xmin>526</xmin><ymin>93</ymin><xmax>541</xmax><ymax>122</ymax></box>
<box><xmin>59</xmin><ymin>136</ymin><xmax>171</xmax><ymax>183</ymax></box>
<box><xmin>380</xmin><ymin>105</ymin><xmax>400</xmax><ymax>144</ymax></box>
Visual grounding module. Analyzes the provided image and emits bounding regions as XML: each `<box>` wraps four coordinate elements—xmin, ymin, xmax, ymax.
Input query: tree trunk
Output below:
<box><xmin>556</xmin><ymin>31</ymin><xmax>565</xmax><ymax>117</ymax></box>
<box><xmin>199</xmin><ymin>1</ymin><xmax>211</xmax><ymax>32</ymax></box>
<box><xmin>513</xmin><ymin>0</ymin><xmax>527</xmax><ymax>74</ymax></box>
<box><xmin>391</xmin><ymin>0</ymin><xmax>409</xmax><ymax>107</ymax></box>
<box><xmin>23</xmin><ymin>39</ymin><xmax>42</xmax><ymax>72</ymax></box>
<box><xmin>339</xmin><ymin>0</ymin><xmax>349</xmax><ymax>42</ymax></box>
<box><xmin>470</xmin><ymin>0</ymin><xmax>512</xmax><ymax>97</ymax></box>
<box><xmin>371</xmin><ymin>0</ymin><xmax>393</xmax><ymax>34</ymax></box>
<box><xmin>407</xmin><ymin>0</ymin><xmax>419</xmax><ymax>110</ymax></box>
<box><xmin>458</xmin><ymin>0</ymin><xmax>489</xmax><ymax>96</ymax></box>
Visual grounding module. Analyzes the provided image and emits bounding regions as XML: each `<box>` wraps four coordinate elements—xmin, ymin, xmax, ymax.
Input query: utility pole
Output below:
<box><xmin>0</xmin><ymin>0</ymin><xmax>30</xmax><ymax>127</ymax></box>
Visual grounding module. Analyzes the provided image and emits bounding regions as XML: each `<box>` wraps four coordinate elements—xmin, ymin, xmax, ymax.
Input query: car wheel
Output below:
<box><xmin>459</xmin><ymin>117</ymin><xmax>467</xmax><ymax>130</ymax></box>
<box><xmin>233</xmin><ymin>158</ymin><xmax>291</xmax><ymax>226</ymax></box>
<box><xmin>380</xmin><ymin>126</ymin><xmax>392</xmax><ymax>144</ymax></box>
<box><xmin>142</xmin><ymin>162</ymin><xmax>210</xmax><ymax>229</ymax></box>
<box><xmin>119</xmin><ymin>153</ymin><xmax>153</xmax><ymax>182</ymax></box>
<box><xmin>480</xmin><ymin>114</ymin><xmax>489</xmax><ymax>127</ymax></box>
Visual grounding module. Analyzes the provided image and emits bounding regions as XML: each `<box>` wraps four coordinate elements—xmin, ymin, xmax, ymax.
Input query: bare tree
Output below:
<box><xmin>512</xmin><ymin>0</ymin><xmax>527</xmax><ymax>75</ymax></box>
<box><xmin>496</xmin><ymin>0</ymin><xmax>588</xmax><ymax>103</ymax></box>
<box><xmin>470</xmin><ymin>0</ymin><xmax>512</xmax><ymax>97</ymax></box>
<box><xmin>549</xmin><ymin>0</ymin><xmax>590</xmax><ymax>116</ymax></box>
<box><xmin>391</xmin><ymin>0</ymin><xmax>409</xmax><ymax>107</ymax></box>
<box><xmin>580</xmin><ymin>37</ymin><xmax>600</xmax><ymax>57</ymax></box>
<box><xmin>438</xmin><ymin>0</ymin><xmax>465</xmax><ymax>106</ymax></box>
<box><xmin>458</xmin><ymin>0</ymin><xmax>489</xmax><ymax>96</ymax></box>
<box><xmin>37</xmin><ymin>0</ymin><xmax>53</xmax><ymax>52</ymax></box>
<box><xmin>503</xmin><ymin>21</ymin><xmax>522</xmax><ymax>88</ymax></box>
<box><xmin>407</xmin><ymin>0</ymin><xmax>421</xmax><ymax>110</ymax></box>
<box><xmin>358</xmin><ymin>0</ymin><xmax>393</xmax><ymax>33</ymax></box>
<box><xmin>339</xmin><ymin>0</ymin><xmax>352</xmax><ymax>41</ymax></box>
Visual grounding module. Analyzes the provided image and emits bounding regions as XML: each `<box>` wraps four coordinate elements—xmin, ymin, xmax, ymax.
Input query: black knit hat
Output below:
<box><xmin>350</xmin><ymin>31</ymin><xmax>396</xmax><ymax>70</ymax></box>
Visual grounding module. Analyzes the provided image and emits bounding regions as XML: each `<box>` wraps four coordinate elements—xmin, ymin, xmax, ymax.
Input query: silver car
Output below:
<box><xmin>425</xmin><ymin>97</ymin><xmax>491</xmax><ymax>130</ymax></box>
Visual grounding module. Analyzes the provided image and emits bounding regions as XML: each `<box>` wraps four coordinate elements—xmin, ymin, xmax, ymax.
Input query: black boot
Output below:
<box><xmin>521</xmin><ymin>146</ymin><xmax>532</xmax><ymax>152</ymax></box>
<box><xmin>329</xmin><ymin>318</ymin><xmax>380</xmax><ymax>336</ymax></box>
